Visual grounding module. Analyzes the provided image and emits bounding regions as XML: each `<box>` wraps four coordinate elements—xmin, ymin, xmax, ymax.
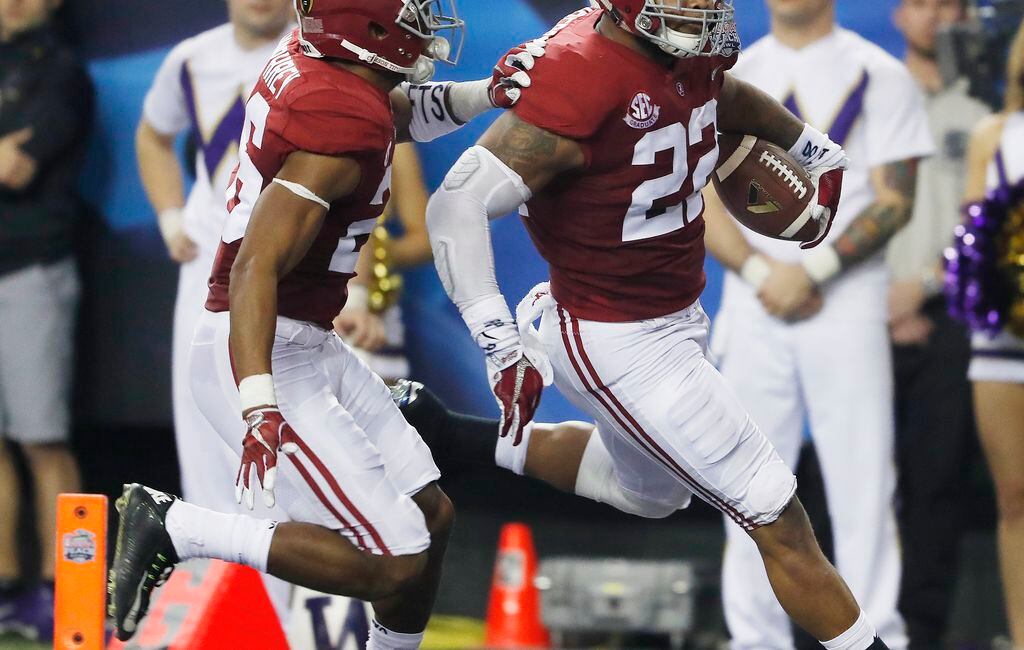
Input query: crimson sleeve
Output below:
<box><xmin>510</xmin><ymin>47</ymin><xmax>612</xmax><ymax>141</ymax></box>
<box><xmin>278</xmin><ymin>87</ymin><xmax>391</xmax><ymax>156</ymax></box>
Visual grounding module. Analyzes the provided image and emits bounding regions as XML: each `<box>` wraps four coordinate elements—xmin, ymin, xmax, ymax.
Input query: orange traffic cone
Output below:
<box><xmin>484</xmin><ymin>523</ymin><xmax>550</xmax><ymax>648</ymax></box>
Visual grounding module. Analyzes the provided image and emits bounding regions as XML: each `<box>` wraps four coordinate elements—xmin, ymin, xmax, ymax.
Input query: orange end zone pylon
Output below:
<box><xmin>54</xmin><ymin>493</ymin><xmax>108</xmax><ymax>650</ymax></box>
<box><xmin>485</xmin><ymin>522</ymin><xmax>550</xmax><ymax>649</ymax></box>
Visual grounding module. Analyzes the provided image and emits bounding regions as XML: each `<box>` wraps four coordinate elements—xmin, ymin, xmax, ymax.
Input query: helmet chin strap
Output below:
<box><xmin>335</xmin><ymin>39</ymin><xmax>438</xmax><ymax>83</ymax></box>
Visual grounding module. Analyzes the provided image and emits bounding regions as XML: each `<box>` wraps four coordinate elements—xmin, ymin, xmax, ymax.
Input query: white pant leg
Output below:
<box><xmin>796</xmin><ymin>317</ymin><xmax>907</xmax><ymax>650</ymax></box>
<box><xmin>172</xmin><ymin>250</ymin><xmax>238</xmax><ymax>507</ymax></box>
<box><xmin>174</xmin><ymin>256</ymin><xmax>293</xmax><ymax>618</ymax></box>
<box><xmin>190</xmin><ymin>310</ymin><xmax>432</xmax><ymax>557</ymax></box>
<box><xmin>319</xmin><ymin>330</ymin><xmax>440</xmax><ymax>497</ymax></box>
<box><xmin>716</xmin><ymin>306</ymin><xmax>806</xmax><ymax>650</ymax></box>
<box><xmin>539</xmin><ymin>302</ymin><xmax>796</xmax><ymax>529</ymax></box>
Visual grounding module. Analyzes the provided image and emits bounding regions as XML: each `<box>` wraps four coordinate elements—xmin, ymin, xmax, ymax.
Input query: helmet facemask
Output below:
<box><xmin>633</xmin><ymin>0</ymin><xmax>738</xmax><ymax>59</ymax></box>
<box><xmin>396</xmin><ymin>0</ymin><xmax>465</xmax><ymax>82</ymax></box>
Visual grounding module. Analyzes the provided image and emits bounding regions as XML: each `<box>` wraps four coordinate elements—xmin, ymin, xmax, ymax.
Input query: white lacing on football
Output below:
<box><xmin>758</xmin><ymin>151</ymin><xmax>809</xmax><ymax>200</ymax></box>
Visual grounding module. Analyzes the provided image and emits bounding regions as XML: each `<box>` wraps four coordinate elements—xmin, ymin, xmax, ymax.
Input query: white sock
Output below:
<box><xmin>821</xmin><ymin>611</ymin><xmax>876</xmax><ymax>650</ymax></box>
<box><xmin>164</xmin><ymin>500</ymin><xmax>277</xmax><ymax>573</ymax></box>
<box><xmin>366</xmin><ymin>619</ymin><xmax>424</xmax><ymax>650</ymax></box>
<box><xmin>495</xmin><ymin>421</ymin><xmax>533</xmax><ymax>475</ymax></box>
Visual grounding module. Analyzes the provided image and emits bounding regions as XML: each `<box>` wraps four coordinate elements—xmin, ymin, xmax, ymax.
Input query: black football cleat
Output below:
<box><xmin>390</xmin><ymin>379</ymin><xmax>447</xmax><ymax>436</ymax></box>
<box><xmin>390</xmin><ymin>379</ymin><xmax>450</xmax><ymax>451</ymax></box>
<box><xmin>107</xmin><ymin>483</ymin><xmax>180</xmax><ymax>641</ymax></box>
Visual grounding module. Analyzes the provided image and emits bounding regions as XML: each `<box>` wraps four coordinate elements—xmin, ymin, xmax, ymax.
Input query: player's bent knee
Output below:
<box><xmin>611</xmin><ymin>484</ymin><xmax>686</xmax><ymax>519</ymax></box>
<box><xmin>743</xmin><ymin>459</ymin><xmax>798</xmax><ymax>526</ymax></box>
<box><xmin>364</xmin><ymin>551</ymin><xmax>429</xmax><ymax>600</ymax></box>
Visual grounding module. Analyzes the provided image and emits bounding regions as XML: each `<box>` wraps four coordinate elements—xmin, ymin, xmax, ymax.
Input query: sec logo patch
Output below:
<box><xmin>624</xmin><ymin>92</ymin><xmax>660</xmax><ymax>130</ymax></box>
<box><xmin>300</xmin><ymin>0</ymin><xmax>314</xmax><ymax>14</ymax></box>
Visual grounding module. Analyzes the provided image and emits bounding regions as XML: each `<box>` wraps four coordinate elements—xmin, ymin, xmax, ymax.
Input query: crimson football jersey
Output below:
<box><xmin>206</xmin><ymin>30</ymin><xmax>394</xmax><ymax>329</ymax></box>
<box><xmin>512</xmin><ymin>8</ymin><xmax>736</xmax><ymax>322</ymax></box>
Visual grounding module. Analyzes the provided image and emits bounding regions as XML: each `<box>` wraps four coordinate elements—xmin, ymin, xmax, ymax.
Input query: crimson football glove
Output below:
<box><xmin>798</xmin><ymin>167</ymin><xmax>845</xmax><ymax>250</ymax></box>
<box><xmin>490</xmin><ymin>39</ymin><xmax>546</xmax><ymax>108</ymax></box>
<box><xmin>237</xmin><ymin>407</ymin><xmax>299</xmax><ymax>510</ymax></box>
<box><xmin>489</xmin><ymin>352</ymin><xmax>544</xmax><ymax>446</ymax></box>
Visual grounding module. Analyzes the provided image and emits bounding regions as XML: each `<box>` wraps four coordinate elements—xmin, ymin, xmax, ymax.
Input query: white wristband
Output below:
<box><xmin>156</xmin><ymin>207</ymin><xmax>184</xmax><ymax>242</ymax></box>
<box><xmin>344</xmin><ymin>283</ymin><xmax>370</xmax><ymax>311</ymax></box>
<box><xmin>787</xmin><ymin>124</ymin><xmax>848</xmax><ymax>172</ymax></box>
<box><xmin>461</xmin><ymin>294</ymin><xmax>520</xmax><ymax>356</ymax></box>
<box><xmin>448</xmin><ymin>78</ymin><xmax>494</xmax><ymax>123</ymax></box>
<box><xmin>238</xmin><ymin>374</ymin><xmax>277</xmax><ymax>412</ymax></box>
<box><xmin>802</xmin><ymin>245</ymin><xmax>842</xmax><ymax>285</ymax></box>
<box><xmin>740</xmin><ymin>254</ymin><xmax>771</xmax><ymax>290</ymax></box>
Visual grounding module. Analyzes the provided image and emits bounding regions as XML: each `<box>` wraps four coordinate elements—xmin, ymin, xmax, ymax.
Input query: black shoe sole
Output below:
<box><xmin>106</xmin><ymin>484</ymin><xmax>177</xmax><ymax>642</ymax></box>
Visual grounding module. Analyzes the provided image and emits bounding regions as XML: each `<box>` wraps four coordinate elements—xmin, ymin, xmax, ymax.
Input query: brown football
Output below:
<box><xmin>712</xmin><ymin>134</ymin><xmax>816</xmax><ymax>242</ymax></box>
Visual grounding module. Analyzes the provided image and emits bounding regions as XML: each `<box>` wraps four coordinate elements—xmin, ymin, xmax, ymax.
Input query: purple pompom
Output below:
<box><xmin>945</xmin><ymin>179</ymin><xmax>1024</xmax><ymax>335</ymax></box>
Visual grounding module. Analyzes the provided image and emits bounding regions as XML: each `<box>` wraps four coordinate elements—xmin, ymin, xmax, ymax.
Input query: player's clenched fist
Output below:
<box><xmin>787</xmin><ymin>125</ymin><xmax>848</xmax><ymax>250</ymax></box>
<box><xmin>490</xmin><ymin>39</ymin><xmax>546</xmax><ymax>108</ymax></box>
<box><xmin>489</xmin><ymin>354</ymin><xmax>544</xmax><ymax>446</ymax></box>
<box><xmin>799</xmin><ymin>167</ymin><xmax>845</xmax><ymax>250</ymax></box>
<box><xmin>236</xmin><ymin>374</ymin><xmax>298</xmax><ymax>510</ymax></box>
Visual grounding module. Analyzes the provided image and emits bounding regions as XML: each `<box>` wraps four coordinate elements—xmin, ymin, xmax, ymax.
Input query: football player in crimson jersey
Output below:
<box><xmin>106</xmin><ymin>0</ymin><xmax>542</xmax><ymax>644</ymax></box>
<box><xmin>421</xmin><ymin>1</ymin><xmax>890</xmax><ymax>649</ymax></box>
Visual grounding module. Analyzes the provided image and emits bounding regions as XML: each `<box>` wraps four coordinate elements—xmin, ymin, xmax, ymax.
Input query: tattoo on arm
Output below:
<box><xmin>478</xmin><ymin>113</ymin><xmax>584</xmax><ymax>192</ymax></box>
<box><xmin>833</xmin><ymin>158</ymin><xmax>918</xmax><ymax>270</ymax></box>
<box><xmin>485</xmin><ymin>114</ymin><xmax>559</xmax><ymax>167</ymax></box>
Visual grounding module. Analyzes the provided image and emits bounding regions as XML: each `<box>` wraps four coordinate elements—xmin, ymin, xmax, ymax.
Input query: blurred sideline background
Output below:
<box><xmin>12</xmin><ymin>0</ymin><xmax>997</xmax><ymax>645</ymax></box>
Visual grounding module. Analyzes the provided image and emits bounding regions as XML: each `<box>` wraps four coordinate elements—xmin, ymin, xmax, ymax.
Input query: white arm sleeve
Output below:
<box><xmin>426</xmin><ymin>146</ymin><xmax>532</xmax><ymax>352</ymax></box>
<box><xmin>402</xmin><ymin>79</ymin><xmax>493</xmax><ymax>143</ymax></box>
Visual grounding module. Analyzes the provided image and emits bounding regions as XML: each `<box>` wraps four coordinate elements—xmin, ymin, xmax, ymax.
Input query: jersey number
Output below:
<box><xmin>223</xmin><ymin>94</ymin><xmax>393</xmax><ymax>277</ymax></box>
<box><xmin>621</xmin><ymin>100</ymin><xmax>719</xmax><ymax>243</ymax></box>
<box><xmin>223</xmin><ymin>94</ymin><xmax>271</xmax><ymax>243</ymax></box>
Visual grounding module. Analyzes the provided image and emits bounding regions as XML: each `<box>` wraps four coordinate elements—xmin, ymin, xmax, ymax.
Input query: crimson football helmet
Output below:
<box><xmin>595</xmin><ymin>0</ymin><xmax>737</xmax><ymax>58</ymax></box>
<box><xmin>294</xmin><ymin>0</ymin><xmax>464</xmax><ymax>83</ymax></box>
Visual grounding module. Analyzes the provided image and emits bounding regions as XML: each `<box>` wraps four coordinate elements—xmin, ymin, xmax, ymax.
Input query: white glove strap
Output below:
<box><xmin>238</xmin><ymin>374</ymin><xmax>277</xmax><ymax>412</ymax></box>
<box><xmin>788</xmin><ymin>124</ymin><xmax>848</xmax><ymax>172</ymax></box>
<box><xmin>802</xmin><ymin>245</ymin><xmax>841</xmax><ymax>285</ymax></box>
<box><xmin>740</xmin><ymin>254</ymin><xmax>771</xmax><ymax>290</ymax></box>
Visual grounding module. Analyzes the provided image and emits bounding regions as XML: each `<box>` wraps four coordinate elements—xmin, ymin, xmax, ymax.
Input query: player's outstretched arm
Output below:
<box><xmin>392</xmin><ymin>40</ymin><xmax>547</xmax><ymax>143</ymax></box>
<box><xmin>425</xmin><ymin>113</ymin><xmax>583</xmax><ymax>443</ymax></box>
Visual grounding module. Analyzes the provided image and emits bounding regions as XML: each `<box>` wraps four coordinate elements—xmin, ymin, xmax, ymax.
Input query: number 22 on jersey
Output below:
<box><xmin>622</xmin><ymin>100</ymin><xmax>719</xmax><ymax>243</ymax></box>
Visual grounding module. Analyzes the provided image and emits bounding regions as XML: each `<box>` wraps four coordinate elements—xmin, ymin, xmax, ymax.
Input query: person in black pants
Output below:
<box><xmin>0</xmin><ymin>0</ymin><xmax>93</xmax><ymax>643</ymax></box>
<box><xmin>886</xmin><ymin>1</ymin><xmax>988</xmax><ymax>645</ymax></box>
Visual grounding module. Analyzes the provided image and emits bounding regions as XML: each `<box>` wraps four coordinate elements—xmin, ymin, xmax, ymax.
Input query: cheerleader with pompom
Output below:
<box><xmin>947</xmin><ymin>19</ymin><xmax>1024</xmax><ymax>645</ymax></box>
